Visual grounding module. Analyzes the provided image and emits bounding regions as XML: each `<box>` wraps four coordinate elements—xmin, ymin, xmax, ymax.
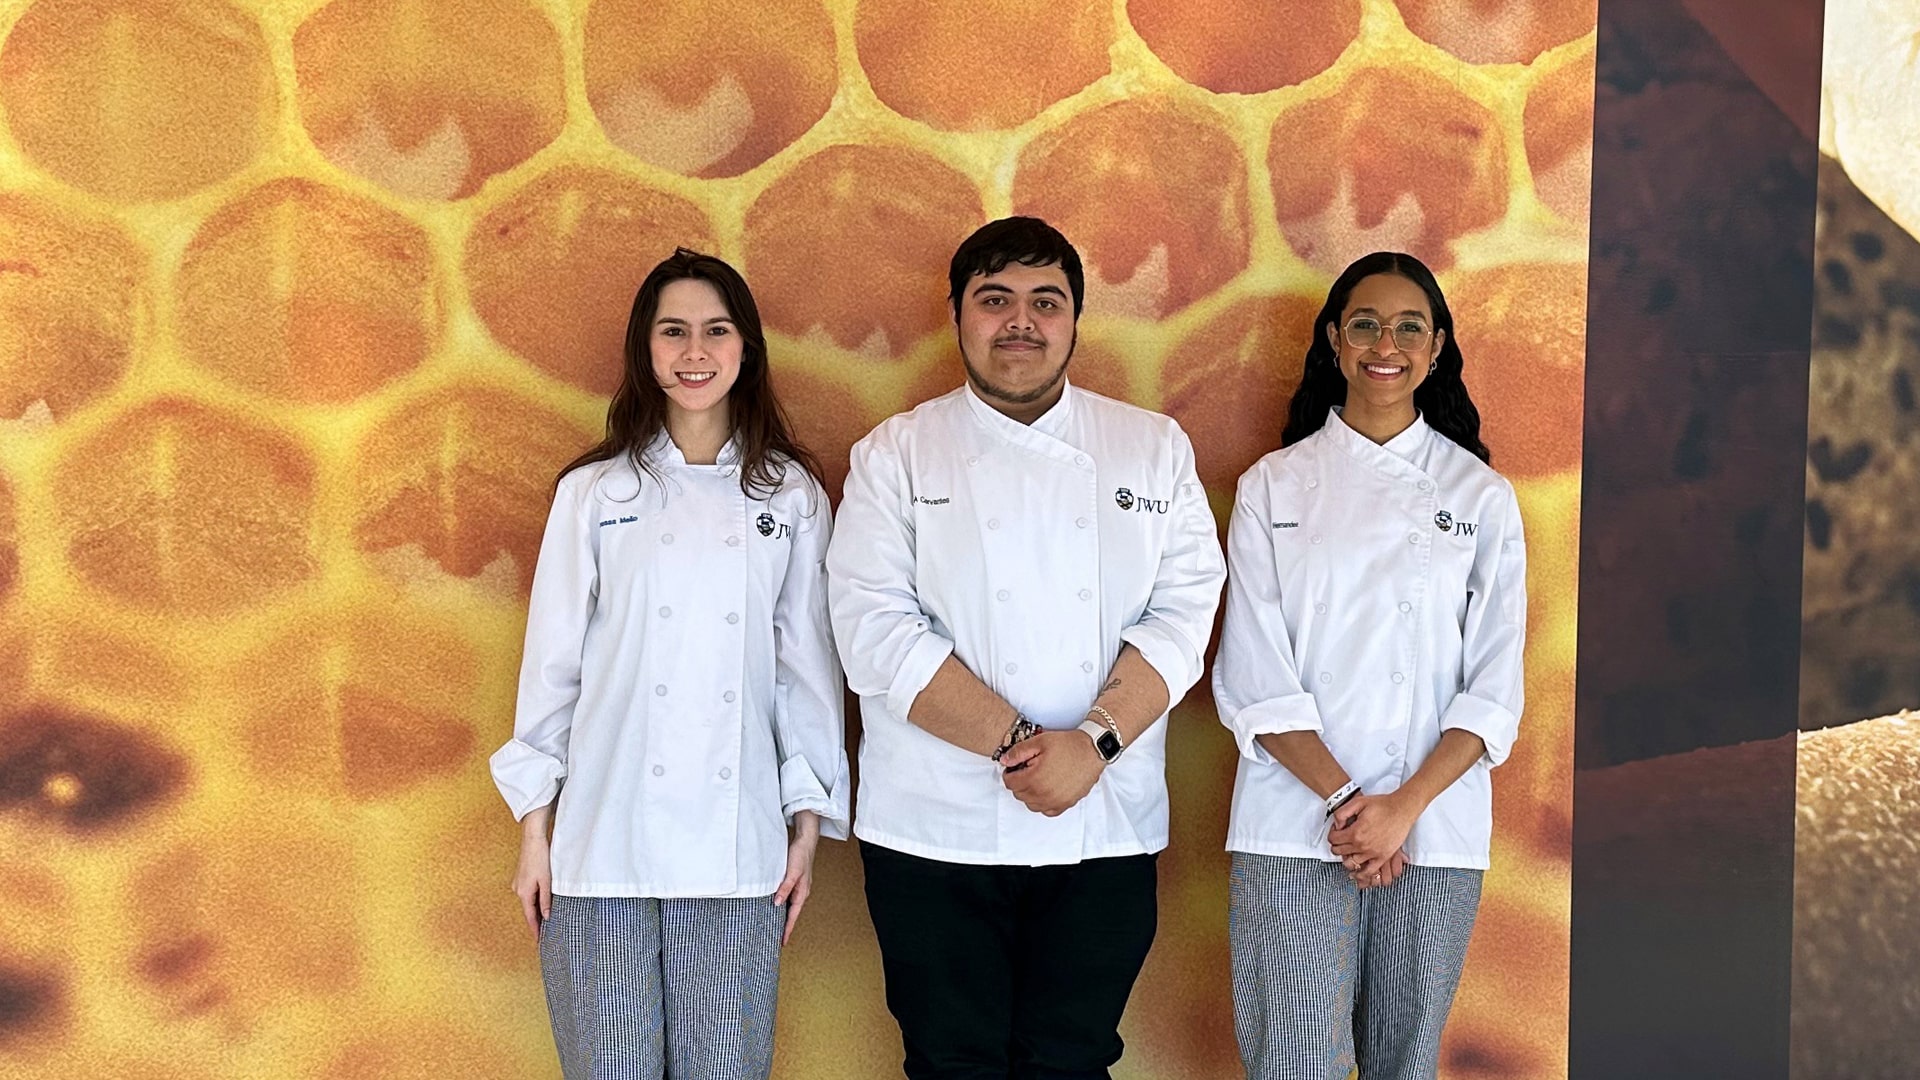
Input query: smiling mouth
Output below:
<box><xmin>1360</xmin><ymin>362</ymin><xmax>1406</xmax><ymax>379</ymax></box>
<box><xmin>994</xmin><ymin>339</ymin><xmax>1043</xmax><ymax>351</ymax></box>
<box><xmin>676</xmin><ymin>371</ymin><xmax>717</xmax><ymax>386</ymax></box>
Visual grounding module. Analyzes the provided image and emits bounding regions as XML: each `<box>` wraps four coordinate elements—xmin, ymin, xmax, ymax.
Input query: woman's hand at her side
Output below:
<box><xmin>512</xmin><ymin>802</ymin><xmax>556</xmax><ymax>938</ymax></box>
<box><xmin>774</xmin><ymin>810</ymin><xmax>822</xmax><ymax>946</ymax></box>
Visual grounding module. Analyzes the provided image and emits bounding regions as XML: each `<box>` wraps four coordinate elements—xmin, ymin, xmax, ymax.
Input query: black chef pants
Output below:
<box><xmin>860</xmin><ymin>840</ymin><xmax>1159</xmax><ymax>1080</ymax></box>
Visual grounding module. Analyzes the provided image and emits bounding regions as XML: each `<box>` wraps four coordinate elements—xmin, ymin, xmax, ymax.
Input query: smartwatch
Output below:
<box><xmin>1077</xmin><ymin>717</ymin><xmax>1124</xmax><ymax>764</ymax></box>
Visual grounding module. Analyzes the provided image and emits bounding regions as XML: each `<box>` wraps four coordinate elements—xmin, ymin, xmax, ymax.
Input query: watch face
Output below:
<box><xmin>1095</xmin><ymin>731</ymin><xmax>1123</xmax><ymax>762</ymax></box>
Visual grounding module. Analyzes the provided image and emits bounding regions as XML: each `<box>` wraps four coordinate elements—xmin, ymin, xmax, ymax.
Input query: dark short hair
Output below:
<box><xmin>947</xmin><ymin>216</ymin><xmax>1085</xmax><ymax>317</ymax></box>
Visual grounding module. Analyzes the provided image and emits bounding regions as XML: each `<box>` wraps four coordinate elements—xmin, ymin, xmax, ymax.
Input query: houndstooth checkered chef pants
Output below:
<box><xmin>538</xmin><ymin>894</ymin><xmax>785</xmax><ymax>1080</ymax></box>
<box><xmin>1228</xmin><ymin>853</ymin><xmax>1482</xmax><ymax>1080</ymax></box>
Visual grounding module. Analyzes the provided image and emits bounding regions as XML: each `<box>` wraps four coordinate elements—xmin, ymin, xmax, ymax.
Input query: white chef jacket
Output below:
<box><xmin>1213</xmin><ymin>409</ymin><xmax>1526</xmax><ymax>870</ymax></box>
<box><xmin>828</xmin><ymin>381</ymin><xmax>1225</xmax><ymax>867</ymax></box>
<box><xmin>489</xmin><ymin>435</ymin><xmax>850</xmax><ymax>898</ymax></box>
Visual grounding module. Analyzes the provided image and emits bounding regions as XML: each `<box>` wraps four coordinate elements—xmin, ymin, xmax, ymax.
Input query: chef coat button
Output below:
<box><xmin>720</xmin><ymin>767</ymin><xmax>732</xmax><ymax>780</ymax></box>
<box><xmin>1318</xmin><ymin>672</ymin><xmax>1332</xmax><ymax>684</ymax></box>
<box><xmin>654</xmin><ymin>684</ymin><xmax>667</xmax><ymax>696</ymax></box>
<box><xmin>661</xmin><ymin>533</ymin><xmax>674</xmax><ymax>544</ymax></box>
<box><xmin>1391</xmin><ymin>672</ymin><xmax>1405</xmax><ymax>684</ymax></box>
<box><xmin>1314</xmin><ymin>602</ymin><xmax>1327</xmax><ymax>614</ymax></box>
<box><xmin>1006</xmin><ymin>662</ymin><xmax>1018</xmax><ymax>675</ymax></box>
<box><xmin>1418</xmin><ymin>479</ymin><xmax>1433</xmax><ymax>492</ymax></box>
<box><xmin>659</xmin><ymin>606</ymin><xmax>672</xmax><ymax>618</ymax></box>
<box><xmin>1386</xmin><ymin>742</ymin><xmax>1401</xmax><ymax>756</ymax></box>
<box><xmin>726</xmin><ymin>612</ymin><xmax>740</xmax><ymax>624</ymax></box>
<box><xmin>1082</xmin><ymin>661</ymin><xmax>1095</xmax><ymax>673</ymax></box>
<box><xmin>726</xmin><ymin>535</ymin><xmax>740</xmax><ymax>547</ymax></box>
<box><xmin>1074</xmin><ymin>454</ymin><xmax>1088</xmax><ymax>466</ymax></box>
<box><xmin>968</xmin><ymin>456</ymin><xmax>979</xmax><ymax>466</ymax></box>
<box><xmin>1307</xmin><ymin>479</ymin><xmax>1318</xmax><ymax>489</ymax></box>
<box><xmin>997</xmin><ymin>589</ymin><xmax>1010</xmax><ymax>601</ymax></box>
<box><xmin>988</xmin><ymin>518</ymin><xmax>1000</xmax><ymax>530</ymax></box>
<box><xmin>652</xmin><ymin>764</ymin><xmax>664</xmax><ymax>777</ymax></box>
<box><xmin>724</xmin><ymin>690</ymin><xmax>737</xmax><ymax>703</ymax></box>
<box><xmin>1310</xmin><ymin>534</ymin><xmax>1322</xmax><ymax>545</ymax></box>
<box><xmin>1075</xmin><ymin>517</ymin><xmax>1088</xmax><ymax>528</ymax></box>
<box><xmin>1408</xmin><ymin>531</ymin><xmax>1421</xmax><ymax>544</ymax></box>
<box><xmin>1398</xmin><ymin>601</ymin><xmax>1411</xmax><ymax>614</ymax></box>
<box><xmin>1078</xmin><ymin>589</ymin><xmax>1091</xmax><ymax>601</ymax></box>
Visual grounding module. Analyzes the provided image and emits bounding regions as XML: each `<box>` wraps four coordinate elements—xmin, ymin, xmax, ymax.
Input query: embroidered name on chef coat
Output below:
<box><xmin>756</xmin><ymin>512</ymin><xmax>792</xmax><ymax>539</ymax></box>
<box><xmin>598</xmin><ymin>515</ymin><xmax>640</xmax><ymax>527</ymax></box>
<box><xmin>1115</xmin><ymin>487</ymin><xmax>1170</xmax><ymax>513</ymax></box>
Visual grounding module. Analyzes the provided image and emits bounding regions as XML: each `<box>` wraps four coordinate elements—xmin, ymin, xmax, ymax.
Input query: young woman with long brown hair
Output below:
<box><xmin>490</xmin><ymin>248</ymin><xmax>848</xmax><ymax>1079</ymax></box>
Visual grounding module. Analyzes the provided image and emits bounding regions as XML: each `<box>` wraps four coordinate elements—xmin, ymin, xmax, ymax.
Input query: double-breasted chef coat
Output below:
<box><xmin>827</xmin><ymin>382</ymin><xmax>1226</xmax><ymax>867</ymax></box>
<box><xmin>1213</xmin><ymin>409</ymin><xmax>1527</xmax><ymax>869</ymax></box>
<box><xmin>490</xmin><ymin>436</ymin><xmax>850</xmax><ymax>898</ymax></box>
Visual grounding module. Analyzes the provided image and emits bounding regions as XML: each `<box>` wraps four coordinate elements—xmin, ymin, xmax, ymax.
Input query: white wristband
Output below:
<box><xmin>1324</xmin><ymin>780</ymin><xmax>1362</xmax><ymax>818</ymax></box>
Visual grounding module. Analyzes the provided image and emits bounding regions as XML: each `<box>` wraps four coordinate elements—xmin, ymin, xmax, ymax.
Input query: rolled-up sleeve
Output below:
<box><xmin>490</xmin><ymin>472</ymin><xmax>597</xmax><ymax>820</ymax></box>
<box><xmin>770</xmin><ymin>478</ymin><xmax>852</xmax><ymax>840</ymax></box>
<box><xmin>1441</xmin><ymin>482</ymin><xmax>1527</xmax><ymax>767</ymax></box>
<box><xmin>1212</xmin><ymin>467</ymin><xmax>1324</xmax><ymax>765</ymax></box>
<box><xmin>827</xmin><ymin>427</ymin><xmax>956</xmax><ymax>721</ymax></box>
<box><xmin>1118</xmin><ymin>425</ymin><xmax>1226</xmax><ymax>707</ymax></box>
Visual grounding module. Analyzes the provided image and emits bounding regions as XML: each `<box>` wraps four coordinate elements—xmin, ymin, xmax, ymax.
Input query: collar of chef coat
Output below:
<box><xmin>1323</xmin><ymin>407</ymin><xmax>1436</xmax><ymax>483</ymax></box>
<box><xmin>961</xmin><ymin>378</ymin><xmax>1082</xmax><ymax>464</ymax></box>
<box><xmin>640</xmin><ymin>430</ymin><xmax>743</xmax><ymax>475</ymax></box>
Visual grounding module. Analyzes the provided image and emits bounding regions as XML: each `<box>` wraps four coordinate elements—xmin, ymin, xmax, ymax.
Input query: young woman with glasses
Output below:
<box><xmin>1212</xmin><ymin>251</ymin><xmax>1528</xmax><ymax>1080</ymax></box>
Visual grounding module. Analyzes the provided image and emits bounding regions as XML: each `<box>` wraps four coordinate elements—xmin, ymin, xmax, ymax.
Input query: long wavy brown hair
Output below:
<box><xmin>557</xmin><ymin>248</ymin><xmax>825</xmax><ymax>501</ymax></box>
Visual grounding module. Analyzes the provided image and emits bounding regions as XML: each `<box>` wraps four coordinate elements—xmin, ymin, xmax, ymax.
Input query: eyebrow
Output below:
<box><xmin>1348</xmin><ymin>307</ymin><xmax>1429</xmax><ymax>318</ymax></box>
<box><xmin>654</xmin><ymin>315</ymin><xmax>736</xmax><ymax>325</ymax></box>
<box><xmin>972</xmin><ymin>282</ymin><xmax>1069</xmax><ymax>299</ymax></box>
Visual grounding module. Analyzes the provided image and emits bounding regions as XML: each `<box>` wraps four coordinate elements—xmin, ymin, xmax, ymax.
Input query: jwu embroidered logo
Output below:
<box><xmin>756</xmin><ymin>512</ymin><xmax>791</xmax><ymax>539</ymax></box>
<box><xmin>1115</xmin><ymin>487</ymin><xmax>1169</xmax><ymax>514</ymax></box>
<box><xmin>1435</xmin><ymin>510</ymin><xmax>1477</xmax><ymax>537</ymax></box>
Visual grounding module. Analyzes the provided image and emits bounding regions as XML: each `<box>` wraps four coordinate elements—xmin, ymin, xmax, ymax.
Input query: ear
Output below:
<box><xmin>1325</xmin><ymin>322</ymin><xmax>1341</xmax><ymax>356</ymax></box>
<box><xmin>1432</xmin><ymin>328</ymin><xmax>1447</xmax><ymax>356</ymax></box>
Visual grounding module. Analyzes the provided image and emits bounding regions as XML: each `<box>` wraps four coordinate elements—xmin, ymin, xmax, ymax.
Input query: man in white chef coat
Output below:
<box><xmin>827</xmin><ymin>217</ymin><xmax>1226</xmax><ymax>1079</ymax></box>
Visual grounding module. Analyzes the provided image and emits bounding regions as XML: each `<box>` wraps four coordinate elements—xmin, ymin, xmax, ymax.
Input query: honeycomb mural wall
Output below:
<box><xmin>0</xmin><ymin>1</ymin><xmax>1593</xmax><ymax>1077</ymax></box>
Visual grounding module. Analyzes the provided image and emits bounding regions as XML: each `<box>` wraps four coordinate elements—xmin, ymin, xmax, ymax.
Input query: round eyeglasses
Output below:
<box><xmin>1343</xmin><ymin>315</ymin><xmax>1434</xmax><ymax>353</ymax></box>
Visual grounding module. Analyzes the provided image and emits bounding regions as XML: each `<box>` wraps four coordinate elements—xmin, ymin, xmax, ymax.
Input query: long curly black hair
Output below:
<box><xmin>1279</xmin><ymin>251</ymin><xmax>1490</xmax><ymax>464</ymax></box>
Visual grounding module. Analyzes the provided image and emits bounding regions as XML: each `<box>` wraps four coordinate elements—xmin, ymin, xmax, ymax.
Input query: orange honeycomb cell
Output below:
<box><xmin>468</xmin><ymin>167</ymin><xmax>715</xmax><ymax>395</ymax></box>
<box><xmin>0</xmin><ymin>706</ymin><xmax>189</xmax><ymax>832</ymax></box>
<box><xmin>236</xmin><ymin>605</ymin><xmax>489</xmax><ymax>799</ymax></box>
<box><xmin>856</xmin><ymin>0</ymin><xmax>1111</xmax><ymax>131</ymax></box>
<box><xmin>292</xmin><ymin>0</ymin><xmax>565</xmax><ymax>200</ymax></box>
<box><xmin>1446</xmin><ymin>262</ymin><xmax>1586</xmax><ymax>477</ymax></box>
<box><xmin>176</xmin><ymin>178</ymin><xmax>436</xmax><ymax>402</ymax></box>
<box><xmin>127</xmin><ymin>825</ymin><xmax>365</xmax><ymax>1021</ymax></box>
<box><xmin>584</xmin><ymin>0</ymin><xmax>835</xmax><ymax>177</ymax></box>
<box><xmin>53</xmin><ymin>398</ymin><xmax>318</xmax><ymax>614</ymax></box>
<box><xmin>776</xmin><ymin>368</ymin><xmax>899</xmax><ymax>505</ymax></box>
<box><xmin>1161</xmin><ymin>294</ymin><xmax>1321</xmax><ymax>492</ymax></box>
<box><xmin>1398</xmin><ymin>0</ymin><xmax>1596</xmax><ymax>64</ymax></box>
<box><xmin>743</xmin><ymin>144</ymin><xmax>984</xmax><ymax>356</ymax></box>
<box><xmin>351</xmin><ymin>384</ymin><xmax>592</xmax><ymax>591</ymax></box>
<box><xmin>0</xmin><ymin>0</ymin><xmax>274</xmax><ymax>202</ymax></box>
<box><xmin>1524</xmin><ymin>43</ymin><xmax>1597</xmax><ymax>224</ymax></box>
<box><xmin>1269</xmin><ymin>69</ymin><xmax>1508</xmax><ymax>273</ymax></box>
<box><xmin>0</xmin><ymin>194</ymin><xmax>143</xmax><ymax>421</ymax></box>
<box><xmin>1131</xmin><ymin>0</ymin><xmax>1359</xmax><ymax>94</ymax></box>
<box><xmin>1015</xmin><ymin>98</ymin><xmax>1251</xmax><ymax>319</ymax></box>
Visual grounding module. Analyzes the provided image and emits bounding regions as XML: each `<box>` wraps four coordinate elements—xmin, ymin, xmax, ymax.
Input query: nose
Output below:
<box><xmin>1004</xmin><ymin>302</ymin><xmax>1035</xmax><ymax>332</ymax></box>
<box><xmin>1371</xmin><ymin>333</ymin><xmax>1399</xmax><ymax>358</ymax></box>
